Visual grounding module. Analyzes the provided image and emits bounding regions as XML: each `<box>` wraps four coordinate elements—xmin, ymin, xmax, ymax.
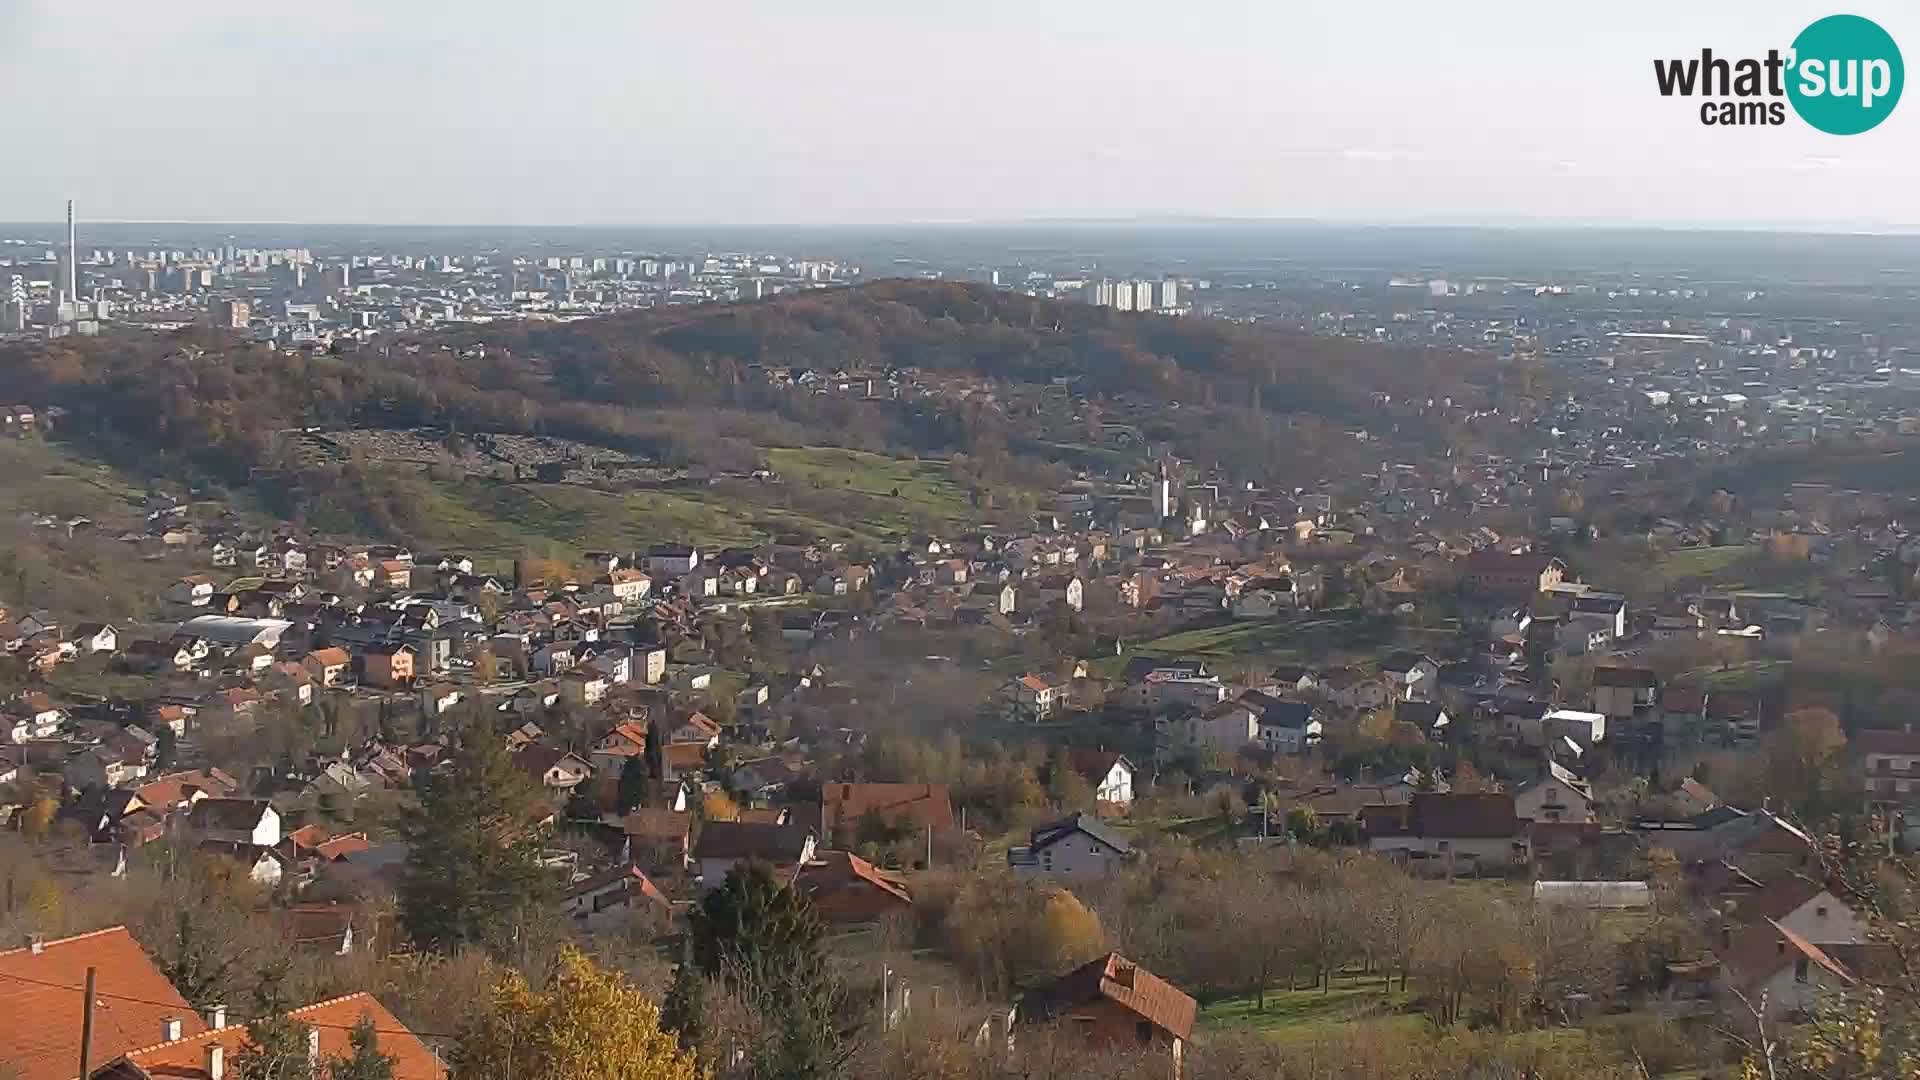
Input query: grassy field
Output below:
<box><xmin>0</xmin><ymin>437</ymin><xmax>151</xmax><ymax>522</ymax></box>
<box><xmin>1199</xmin><ymin>978</ymin><xmax>1422</xmax><ymax>1042</ymax></box>
<box><xmin>389</xmin><ymin>447</ymin><xmax>1013</xmax><ymax>568</ymax></box>
<box><xmin>767</xmin><ymin>447</ymin><xmax>983</xmax><ymax>533</ymax></box>
<box><xmin>1647</xmin><ymin>545</ymin><xmax>1748</xmax><ymax>587</ymax></box>
<box><xmin>1098</xmin><ymin>611</ymin><xmax>1396</xmax><ymax>678</ymax></box>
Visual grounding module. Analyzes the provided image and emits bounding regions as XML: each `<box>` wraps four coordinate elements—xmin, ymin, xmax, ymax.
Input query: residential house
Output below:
<box><xmin>1859</xmin><ymin>727</ymin><xmax>1920</xmax><ymax>815</ymax></box>
<box><xmin>375</xmin><ymin>560</ymin><xmax>412</xmax><ymax>590</ymax></box>
<box><xmin>94</xmin><ymin>993</ymin><xmax>445</xmax><ymax>1079</ymax></box>
<box><xmin>1569</xmin><ymin>592</ymin><xmax>1629</xmax><ymax>639</ymax></box>
<box><xmin>1242</xmin><ymin>692</ymin><xmax>1319</xmax><ymax>754</ymax></box>
<box><xmin>1378</xmin><ymin>652</ymin><xmax>1440</xmax><ymax>701</ymax></box>
<box><xmin>358</xmin><ymin>644</ymin><xmax>415</xmax><ymax>689</ymax></box>
<box><xmin>1364</xmin><ymin>792</ymin><xmax>1529</xmax><ymax>867</ymax></box>
<box><xmin>284</xmin><ymin>902</ymin><xmax>358</xmax><ymax>955</ymax></box>
<box><xmin>692</xmin><ymin>821</ymin><xmax>817</xmax><ymax>884</ymax></box>
<box><xmin>590</xmin><ymin>722</ymin><xmax>651</xmax><ymax>775</ymax></box>
<box><xmin>1319</xmin><ymin>667</ymin><xmax>1393</xmax><ymax>711</ymax></box>
<box><xmin>820</xmin><ymin>783</ymin><xmax>955</xmax><ymax>842</ymax></box>
<box><xmin>1029</xmin><ymin>573</ymin><xmax>1085</xmax><ymax>613</ymax></box>
<box><xmin>1592</xmin><ymin>666</ymin><xmax>1660</xmax><ymax>727</ymax></box>
<box><xmin>5</xmin><ymin>692</ymin><xmax>64</xmax><ymax>742</ymax></box>
<box><xmin>646</xmin><ymin>545</ymin><xmax>700</xmax><ymax>575</ymax></box>
<box><xmin>1158</xmin><ymin>695</ymin><xmax>1270</xmax><ymax>755</ymax></box>
<box><xmin>1018</xmin><ymin>952</ymin><xmax>1195</xmax><ymax>1078</ymax></box>
<box><xmin>0</xmin><ymin>926</ymin><xmax>208</xmax><ymax>1080</ymax></box>
<box><xmin>1513</xmin><ymin>762</ymin><xmax>1596</xmax><ymax>825</ymax></box>
<box><xmin>69</xmin><ymin>623</ymin><xmax>119</xmax><ymax>655</ymax></box>
<box><xmin>1068</xmin><ymin>751</ymin><xmax>1136</xmax><ymax>808</ymax></box>
<box><xmin>669</xmin><ymin>711</ymin><xmax>722</xmax><ymax>748</ymax></box>
<box><xmin>303</xmin><ymin>647</ymin><xmax>351</xmax><ymax>688</ymax></box>
<box><xmin>559</xmin><ymin>669</ymin><xmax>610</xmax><ymax>707</ymax></box>
<box><xmin>1720</xmin><ymin>875</ymin><xmax>1868</xmax><ymax>948</ymax></box>
<box><xmin>607</xmin><ymin>569</ymin><xmax>653</xmax><ymax>602</ymax></box>
<box><xmin>630</xmin><ymin>643</ymin><xmax>668</xmax><ymax>686</ymax></box>
<box><xmin>121</xmin><ymin>639</ymin><xmax>195</xmax><ymax>674</ymax></box>
<box><xmin>1396</xmin><ymin>700</ymin><xmax>1451</xmax><ymax>737</ymax></box>
<box><xmin>1544</xmin><ymin>709</ymin><xmax>1607</xmax><ymax>749</ymax></box>
<box><xmin>622</xmin><ymin>808</ymin><xmax>693</xmax><ymax>871</ymax></box>
<box><xmin>560</xmin><ymin>865</ymin><xmax>670</xmax><ymax>932</ymax></box>
<box><xmin>188</xmin><ymin>798</ymin><xmax>282</xmax><ymax>848</ymax></box>
<box><xmin>1715</xmin><ymin>920</ymin><xmax>1856</xmax><ymax>1020</ymax></box>
<box><xmin>512</xmin><ymin>747</ymin><xmax>594</xmax><ymax>798</ymax></box>
<box><xmin>1461</xmin><ymin>551</ymin><xmax>1565</xmax><ymax>599</ymax></box>
<box><xmin>1006</xmin><ymin>673</ymin><xmax>1064</xmax><ymax>721</ymax></box>
<box><xmin>165</xmin><ymin>575</ymin><xmax>217</xmax><ymax>608</ymax></box>
<box><xmin>1009</xmin><ymin>812</ymin><xmax>1133</xmax><ymax>880</ymax></box>
<box><xmin>661</xmin><ymin>742</ymin><xmax>707</xmax><ymax>785</ymax></box>
<box><xmin>796</xmin><ymin>851</ymin><xmax>913</xmax><ymax>925</ymax></box>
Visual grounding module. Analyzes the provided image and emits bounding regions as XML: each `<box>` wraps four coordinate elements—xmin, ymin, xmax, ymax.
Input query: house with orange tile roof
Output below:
<box><xmin>92</xmin><ymin>992</ymin><xmax>444</xmax><ymax>1079</ymax></box>
<box><xmin>0</xmin><ymin>926</ymin><xmax>207</xmax><ymax>1080</ymax></box>
<box><xmin>302</xmin><ymin>648</ymin><xmax>351</xmax><ymax>688</ymax></box>
<box><xmin>820</xmin><ymin>782</ymin><xmax>955</xmax><ymax>841</ymax></box>
<box><xmin>589</xmin><ymin>722</ymin><xmax>650</xmax><ymax>774</ymax></box>
<box><xmin>796</xmin><ymin>851</ymin><xmax>912</xmax><ymax>925</ymax></box>
<box><xmin>1715</xmin><ymin>918</ymin><xmax>1855</xmax><ymax>1020</ymax></box>
<box><xmin>1019</xmin><ymin>953</ymin><xmax>1196</xmax><ymax>1077</ymax></box>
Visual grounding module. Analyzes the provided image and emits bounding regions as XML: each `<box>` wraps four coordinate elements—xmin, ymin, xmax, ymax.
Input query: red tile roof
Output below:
<box><xmin>1025</xmin><ymin>952</ymin><xmax>1196</xmax><ymax>1041</ymax></box>
<box><xmin>110</xmin><ymin>993</ymin><xmax>444</xmax><ymax>1079</ymax></box>
<box><xmin>821</xmin><ymin>783</ymin><xmax>955</xmax><ymax>834</ymax></box>
<box><xmin>0</xmin><ymin>926</ymin><xmax>206</xmax><ymax>1080</ymax></box>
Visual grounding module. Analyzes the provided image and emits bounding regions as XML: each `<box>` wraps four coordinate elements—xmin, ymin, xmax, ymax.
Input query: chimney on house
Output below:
<box><xmin>205</xmin><ymin>1044</ymin><xmax>225</xmax><ymax>1080</ymax></box>
<box><xmin>162</xmin><ymin>1017</ymin><xmax>184</xmax><ymax>1042</ymax></box>
<box><xmin>204</xmin><ymin>1003</ymin><xmax>227</xmax><ymax>1028</ymax></box>
<box><xmin>27</xmin><ymin>933</ymin><xmax>44</xmax><ymax>955</ymax></box>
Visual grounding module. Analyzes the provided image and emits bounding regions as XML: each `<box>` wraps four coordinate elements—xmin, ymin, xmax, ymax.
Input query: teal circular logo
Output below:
<box><xmin>1788</xmin><ymin>14</ymin><xmax>1903</xmax><ymax>134</ymax></box>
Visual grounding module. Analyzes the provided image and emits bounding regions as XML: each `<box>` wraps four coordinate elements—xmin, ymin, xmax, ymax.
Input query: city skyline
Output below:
<box><xmin>3</xmin><ymin>0</ymin><xmax>1916</xmax><ymax>230</ymax></box>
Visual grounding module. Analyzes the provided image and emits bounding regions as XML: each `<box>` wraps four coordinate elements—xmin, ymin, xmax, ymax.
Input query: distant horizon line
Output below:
<box><xmin>1</xmin><ymin>214</ymin><xmax>1919</xmax><ymax>237</ymax></box>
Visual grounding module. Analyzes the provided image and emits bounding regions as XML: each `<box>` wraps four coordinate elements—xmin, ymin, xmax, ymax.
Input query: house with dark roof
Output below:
<box><xmin>1009</xmin><ymin>812</ymin><xmax>1133</xmax><ymax>880</ymax></box>
<box><xmin>692</xmin><ymin>821</ymin><xmax>817</xmax><ymax>884</ymax></box>
<box><xmin>1363</xmin><ymin>792</ymin><xmax>1528</xmax><ymax>867</ymax></box>
<box><xmin>186</xmin><ymin>798</ymin><xmax>280</xmax><ymax>848</ymax></box>
<box><xmin>1019</xmin><ymin>953</ymin><xmax>1195</xmax><ymax>1073</ymax></box>
<box><xmin>1066</xmin><ymin>750</ymin><xmax>1136</xmax><ymax>807</ymax></box>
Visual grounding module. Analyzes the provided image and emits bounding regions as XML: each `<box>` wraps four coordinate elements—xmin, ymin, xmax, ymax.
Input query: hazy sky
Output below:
<box><xmin>2</xmin><ymin>0</ymin><xmax>1915</xmax><ymax>228</ymax></box>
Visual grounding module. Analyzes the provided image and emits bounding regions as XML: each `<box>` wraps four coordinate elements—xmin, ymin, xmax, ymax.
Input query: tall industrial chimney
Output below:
<box><xmin>66</xmin><ymin>199</ymin><xmax>79</xmax><ymax>303</ymax></box>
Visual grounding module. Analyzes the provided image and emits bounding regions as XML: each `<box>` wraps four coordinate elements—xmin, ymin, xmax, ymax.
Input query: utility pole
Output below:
<box><xmin>78</xmin><ymin>966</ymin><xmax>97</xmax><ymax>1079</ymax></box>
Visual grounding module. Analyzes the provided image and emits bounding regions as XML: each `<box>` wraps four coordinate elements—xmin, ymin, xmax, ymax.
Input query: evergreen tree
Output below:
<box><xmin>327</xmin><ymin>1016</ymin><xmax>396</xmax><ymax>1080</ymax></box>
<box><xmin>643</xmin><ymin>717</ymin><xmax>664</xmax><ymax>782</ymax></box>
<box><xmin>658</xmin><ymin>944</ymin><xmax>707</xmax><ymax>1059</ymax></box>
<box><xmin>690</xmin><ymin>862</ymin><xmax>850</xmax><ymax>1079</ymax></box>
<box><xmin>618</xmin><ymin>753</ymin><xmax>651</xmax><ymax>814</ymax></box>
<box><xmin>398</xmin><ymin>719</ymin><xmax>553</xmax><ymax>950</ymax></box>
<box><xmin>232</xmin><ymin>1013</ymin><xmax>316</xmax><ymax>1080</ymax></box>
<box><xmin>689</xmin><ymin>861</ymin><xmax>824</xmax><ymax>979</ymax></box>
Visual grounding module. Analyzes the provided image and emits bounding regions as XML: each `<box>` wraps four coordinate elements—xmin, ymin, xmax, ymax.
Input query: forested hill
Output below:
<box><xmin>2</xmin><ymin>279</ymin><xmax>1536</xmax><ymax>490</ymax></box>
